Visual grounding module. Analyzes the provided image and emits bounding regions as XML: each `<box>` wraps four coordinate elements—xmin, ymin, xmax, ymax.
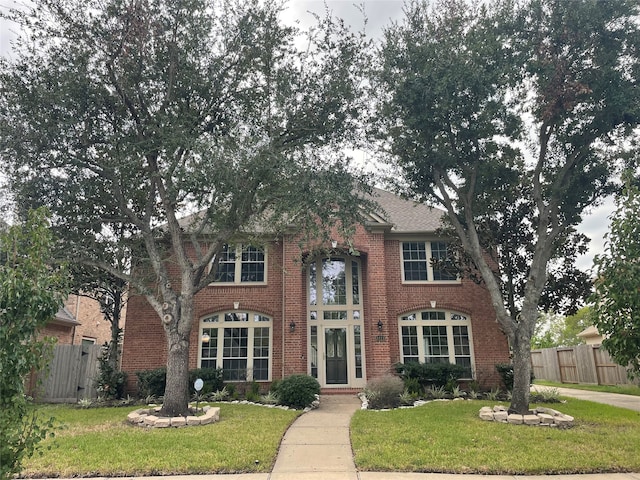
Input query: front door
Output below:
<box><xmin>325</xmin><ymin>328</ymin><xmax>347</xmax><ymax>384</ymax></box>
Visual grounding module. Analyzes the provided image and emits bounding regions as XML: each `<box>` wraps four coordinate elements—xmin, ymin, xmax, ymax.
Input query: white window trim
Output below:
<box><xmin>210</xmin><ymin>244</ymin><xmax>268</xmax><ymax>286</ymax></box>
<box><xmin>398</xmin><ymin>309</ymin><xmax>475</xmax><ymax>379</ymax></box>
<box><xmin>307</xmin><ymin>256</ymin><xmax>367</xmax><ymax>388</ymax></box>
<box><xmin>198</xmin><ymin>311</ymin><xmax>272</xmax><ymax>382</ymax></box>
<box><xmin>399</xmin><ymin>239</ymin><xmax>460</xmax><ymax>284</ymax></box>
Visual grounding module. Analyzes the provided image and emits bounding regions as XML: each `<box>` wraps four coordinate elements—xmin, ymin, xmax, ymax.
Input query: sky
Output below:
<box><xmin>282</xmin><ymin>0</ymin><xmax>615</xmax><ymax>273</ymax></box>
<box><xmin>0</xmin><ymin>0</ymin><xmax>615</xmax><ymax>272</ymax></box>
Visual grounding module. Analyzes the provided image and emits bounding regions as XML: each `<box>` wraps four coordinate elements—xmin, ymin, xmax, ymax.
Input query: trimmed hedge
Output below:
<box><xmin>394</xmin><ymin>362</ymin><xmax>466</xmax><ymax>388</ymax></box>
<box><xmin>136</xmin><ymin>367</ymin><xmax>224</xmax><ymax>398</ymax></box>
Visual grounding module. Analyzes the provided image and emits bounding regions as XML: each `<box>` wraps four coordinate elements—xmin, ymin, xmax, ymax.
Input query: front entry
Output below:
<box><xmin>325</xmin><ymin>328</ymin><xmax>347</xmax><ymax>384</ymax></box>
<box><xmin>307</xmin><ymin>256</ymin><xmax>366</xmax><ymax>388</ymax></box>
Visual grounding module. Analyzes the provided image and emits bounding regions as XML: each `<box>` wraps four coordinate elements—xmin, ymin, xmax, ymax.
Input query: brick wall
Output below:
<box><xmin>64</xmin><ymin>294</ymin><xmax>125</xmax><ymax>346</ymax></box>
<box><xmin>120</xmin><ymin>225</ymin><xmax>510</xmax><ymax>394</ymax></box>
<box><xmin>40</xmin><ymin>322</ymin><xmax>74</xmax><ymax>345</ymax></box>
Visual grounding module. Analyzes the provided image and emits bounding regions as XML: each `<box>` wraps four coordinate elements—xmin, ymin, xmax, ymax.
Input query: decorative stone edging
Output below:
<box><xmin>479</xmin><ymin>405</ymin><xmax>574</xmax><ymax>428</ymax></box>
<box><xmin>358</xmin><ymin>392</ymin><xmax>466</xmax><ymax>410</ymax></box>
<box><xmin>126</xmin><ymin>396</ymin><xmax>321</xmax><ymax>428</ymax></box>
<box><xmin>127</xmin><ymin>405</ymin><xmax>220</xmax><ymax>428</ymax></box>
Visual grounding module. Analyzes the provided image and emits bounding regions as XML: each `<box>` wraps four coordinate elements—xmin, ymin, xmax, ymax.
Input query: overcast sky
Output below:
<box><xmin>0</xmin><ymin>0</ymin><xmax>614</xmax><ymax>271</ymax></box>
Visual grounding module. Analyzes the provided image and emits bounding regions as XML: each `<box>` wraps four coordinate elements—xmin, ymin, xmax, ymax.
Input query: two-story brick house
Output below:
<box><xmin>120</xmin><ymin>188</ymin><xmax>509</xmax><ymax>393</ymax></box>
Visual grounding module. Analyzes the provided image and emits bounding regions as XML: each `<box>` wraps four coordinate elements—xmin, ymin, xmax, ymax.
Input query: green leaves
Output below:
<box><xmin>592</xmin><ymin>172</ymin><xmax>640</xmax><ymax>377</ymax></box>
<box><xmin>375</xmin><ymin>0</ymin><xmax>640</xmax><ymax>412</ymax></box>
<box><xmin>0</xmin><ymin>208</ymin><xmax>69</xmax><ymax>480</ymax></box>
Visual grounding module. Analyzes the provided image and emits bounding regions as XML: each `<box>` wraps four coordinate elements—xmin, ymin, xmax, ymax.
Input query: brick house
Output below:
<box><xmin>39</xmin><ymin>307</ymin><xmax>81</xmax><ymax>345</ymax></box>
<box><xmin>40</xmin><ymin>294</ymin><xmax>123</xmax><ymax>347</ymax></box>
<box><xmin>120</xmin><ymin>188</ymin><xmax>509</xmax><ymax>393</ymax></box>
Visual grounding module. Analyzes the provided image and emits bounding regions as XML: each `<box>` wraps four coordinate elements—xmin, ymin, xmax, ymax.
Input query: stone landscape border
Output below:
<box><xmin>479</xmin><ymin>405</ymin><xmax>574</xmax><ymax>427</ymax></box>
<box><xmin>127</xmin><ymin>405</ymin><xmax>220</xmax><ymax>428</ymax></box>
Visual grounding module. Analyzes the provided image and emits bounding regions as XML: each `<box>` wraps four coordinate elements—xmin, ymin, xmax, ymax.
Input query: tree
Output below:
<box><xmin>0</xmin><ymin>0</ymin><xmax>373</xmax><ymax>416</ymax></box>
<box><xmin>71</xmin><ymin>265</ymin><xmax>129</xmax><ymax>399</ymax></box>
<box><xmin>375</xmin><ymin>0</ymin><xmax>640</xmax><ymax>413</ymax></box>
<box><xmin>532</xmin><ymin>307</ymin><xmax>594</xmax><ymax>349</ymax></box>
<box><xmin>592</xmin><ymin>172</ymin><xmax>640</xmax><ymax>377</ymax></box>
<box><xmin>0</xmin><ymin>208</ymin><xmax>69</xmax><ymax>480</ymax></box>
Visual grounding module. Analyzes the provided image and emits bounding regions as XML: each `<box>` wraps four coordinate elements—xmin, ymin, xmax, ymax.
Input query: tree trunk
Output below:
<box><xmin>108</xmin><ymin>290</ymin><xmax>122</xmax><ymax>370</ymax></box>
<box><xmin>160</xmin><ymin>329</ymin><xmax>191</xmax><ymax>417</ymax></box>
<box><xmin>159</xmin><ymin>294</ymin><xmax>195</xmax><ymax>417</ymax></box>
<box><xmin>509</xmin><ymin>332</ymin><xmax>533</xmax><ymax>414</ymax></box>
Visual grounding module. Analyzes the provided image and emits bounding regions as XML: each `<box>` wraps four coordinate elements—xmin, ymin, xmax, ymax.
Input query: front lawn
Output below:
<box><xmin>20</xmin><ymin>403</ymin><xmax>300</xmax><ymax>478</ymax></box>
<box><xmin>351</xmin><ymin>398</ymin><xmax>640</xmax><ymax>475</ymax></box>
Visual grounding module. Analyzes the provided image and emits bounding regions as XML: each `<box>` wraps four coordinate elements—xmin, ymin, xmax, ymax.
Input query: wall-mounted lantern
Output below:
<box><xmin>290</xmin><ymin>321</ymin><xmax>296</xmax><ymax>332</ymax></box>
<box><xmin>377</xmin><ymin>320</ymin><xmax>383</xmax><ymax>332</ymax></box>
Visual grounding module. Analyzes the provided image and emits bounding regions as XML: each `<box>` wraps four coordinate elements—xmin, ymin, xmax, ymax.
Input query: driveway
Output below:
<box><xmin>532</xmin><ymin>385</ymin><xmax>640</xmax><ymax>412</ymax></box>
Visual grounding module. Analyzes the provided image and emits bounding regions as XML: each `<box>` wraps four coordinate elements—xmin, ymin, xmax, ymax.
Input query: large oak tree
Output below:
<box><xmin>375</xmin><ymin>0</ymin><xmax>640</xmax><ymax>413</ymax></box>
<box><xmin>0</xmin><ymin>0</ymin><xmax>372</xmax><ymax>416</ymax></box>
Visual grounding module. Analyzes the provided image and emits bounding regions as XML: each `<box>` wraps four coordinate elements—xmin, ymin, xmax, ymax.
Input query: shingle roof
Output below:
<box><xmin>175</xmin><ymin>188</ymin><xmax>446</xmax><ymax>235</ymax></box>
<box><xmin>53</xmin><ymin>307</ymin><xmax>80</xmax><ymax>326</ymax></box>
<box><xmin>367</xmin><ymin>188</ymin><xmax>446</xmax><ymax>233</ymax></box>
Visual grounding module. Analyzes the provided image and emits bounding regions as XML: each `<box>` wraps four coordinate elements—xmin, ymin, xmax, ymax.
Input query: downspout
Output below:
<box><xmin>281</xmin><ymin>236</ymin><xmax>286</xmax><ymax>379</ymax></box>
<box><xmin>71</xmin><ymin>294</ymin><xmax>80</xmax><ymax>344</ymax></box>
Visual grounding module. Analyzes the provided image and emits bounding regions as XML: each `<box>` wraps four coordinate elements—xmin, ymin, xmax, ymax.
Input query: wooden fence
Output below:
<box><xmin>29</xmin><ymin>344</ymin><xmax>101</xmax><ymax>403</ymax></box>
<box><xmin>531</xmin><ymin>344</ymin><xmax>637</xmax><ymax>385</ymax></box>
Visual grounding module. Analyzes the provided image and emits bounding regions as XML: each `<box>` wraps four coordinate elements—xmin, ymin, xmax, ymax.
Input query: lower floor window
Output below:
<box><xmin>200</xmin><ymin>312</ymin><xmax>271</xmax><ymax>381</ymax></box>
<box><xmin>399</xmin><ymin>310</ymin><xmax>473</xmax><ymax>378</ymax></box>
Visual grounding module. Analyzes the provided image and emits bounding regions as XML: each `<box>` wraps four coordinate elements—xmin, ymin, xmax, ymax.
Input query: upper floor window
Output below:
<box><xmin>213</xmin><ymin>244</ymin><xmax>266</xmax><ymax>284</ymax></box>
<box><xmin>309</xmin><ymin>257</ymin><xmax>360</xmax><ymax>307</ymax></box>
<box><xmin>401</xmin><ymin>241</ymin><xmax>457</xmax><ymax>282</ymax></box>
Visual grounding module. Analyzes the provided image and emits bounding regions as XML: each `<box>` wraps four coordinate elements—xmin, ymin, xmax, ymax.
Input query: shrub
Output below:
<box><xmin>495</xmin><ymin>363</ymin><xmax>534</xmax><ymax>391</ymax></box>
<box><xmin>207</xmin><ymin>386</ymin><xmax>230</xmax><ymax>402</ymax></box>
<box><xmin>137</xmin><ymin>367</ymin><xmax>224</xmax><ymax>398</ymax></box>
<box><xmin>399</xmin><ymin>389</ymin><xmax>417</xmax><ymax>406</ymax></box>
<box><xmin>95</xmin><ymin>344</ymin><xmax>127</xmax><ymax>400</ymax></box>
<box><xmin>189</xmin><ymin>368</ymin><xmax>224</xmax><ymax>395</ymax></box>
<box><xmin>426</xmin><ymin>385</ymin><xmax>447</xmax><ymax>399</ymax></box>
<box><xmin>260</xmin><ymin>391</ymin><xmax>279</xmax><ymax>405</ymax></box>
<box><xmin>269</xmin><ymin>379</ymin><xmax>281</xmax><ymax>394</ymax></box>
<box><xmin>403</xmin><ymin>377</ymin><xmax>422</xmax><ymax>395</ymax></box>
<box><xmin>364</xmin><ymin>375</ymin><xmax>404</xmax><ymax>409</ymax></box>
<box><xmin>530</xmin><ymin>387</ymin><xmax>562</xmax><ymax>403</ymax></box>
<box><xmin>136</xmin><ymin>368</ymin><xmax>166</xmax><ymax>398</ymax></box>
<box><xmin>395</xmin><ymin>362</ymin><xmax>466</xmax><ymax>389</ymax></box>
<box><xmin>277</xmin><ymin>374</ymin><xmax>320</xmax><ymax>409</ymax></box>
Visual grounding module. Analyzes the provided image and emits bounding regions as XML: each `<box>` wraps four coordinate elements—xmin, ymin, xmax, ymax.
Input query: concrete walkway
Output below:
<box><xmin>270</xmin><ymin>394</ymin><xmax>359</xmax><ymax>480</ymax></box>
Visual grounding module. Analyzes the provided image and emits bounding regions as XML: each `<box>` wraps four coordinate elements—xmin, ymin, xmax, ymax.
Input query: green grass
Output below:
<box><xmin>22</xmin><ymin>397</ymin><xmax>640</xmax><ymax>477</ymax></box>
<box><xmin>21</xmin><ymin>403</ymin><xmax>300</xmax><ymax>478</ymax></box>
<box><xmin>534</xmin><ymin>380</ymin><xmax>640</xmax><ymax>397</ymax></box>
<box><xmin>350</xmin><ymin>399</ymin><xmax>640</xmax><ymax>475</ymax></box>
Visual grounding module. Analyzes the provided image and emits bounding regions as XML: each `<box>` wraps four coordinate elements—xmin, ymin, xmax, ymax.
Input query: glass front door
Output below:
<box><xmin>325</xmin><ymin>328</ymin><xmax>347</xmax><ymax>384</ymax></box>
<box><xmin>308</xmin><ymin>256</ymin><xmax>366</xmax><ymax>388</ymax></box>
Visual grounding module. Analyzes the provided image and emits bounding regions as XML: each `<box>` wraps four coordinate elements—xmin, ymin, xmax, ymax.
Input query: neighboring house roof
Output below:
<box><xmin>50</xmin><ymin>307</ymin><xmax>81</xmax><ymax>326</ymax></box>
<box><xmin>577</xmin><ymin>325</ymin><xmax>601</xmax><ymax>339</ymax></box>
